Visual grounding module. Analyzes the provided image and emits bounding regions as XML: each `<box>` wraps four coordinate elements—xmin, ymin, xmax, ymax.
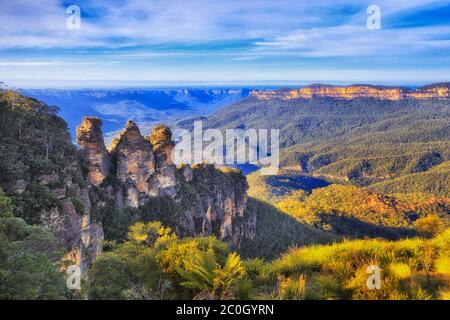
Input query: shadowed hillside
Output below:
<box><xmin>238</xmin><ymin>198</ymin><xmax>336</xmax><ymax>259</ymax></box>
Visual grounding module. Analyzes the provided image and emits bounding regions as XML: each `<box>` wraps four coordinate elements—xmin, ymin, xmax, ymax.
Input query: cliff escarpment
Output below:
<box><xmin>0</xmin><ymin>90</ymin><xmax>103</xmax><ymax>273</ymax></box>
<box><xmin>251</xmin><ymin>83</ymin><xmax>450</xmax><ymax>100</ymax></box>
<box><xmin>77</xmin><ymin>117</ymin><xmax>256</xmax><ymax>248</ymax></box>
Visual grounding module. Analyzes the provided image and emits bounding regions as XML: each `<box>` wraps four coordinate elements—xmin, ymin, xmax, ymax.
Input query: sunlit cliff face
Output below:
<box><xmin>251</xmin><ymin>84</ymin><xmax>450</xmax><ymax>101</ymax></box>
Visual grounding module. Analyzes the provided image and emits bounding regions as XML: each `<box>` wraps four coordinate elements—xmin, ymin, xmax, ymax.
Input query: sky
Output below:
<box><xmin>1</xmin><ymin>0</ymin><xmax>450</xmax><ymax>88</ymax></box>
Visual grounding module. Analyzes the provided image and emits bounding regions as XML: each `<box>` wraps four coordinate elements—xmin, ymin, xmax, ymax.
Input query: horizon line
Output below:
<box><xmin>4</xmin><ymin>79</ymin><xmax>450</xmax><ymax>90</ymax></box>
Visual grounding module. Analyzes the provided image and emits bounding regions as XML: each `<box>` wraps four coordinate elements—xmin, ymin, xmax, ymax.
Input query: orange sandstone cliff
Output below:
<box><xmin>251</xmin><ymin>83</ymin><xmax>450</xmax><ymax>101</ymax></box>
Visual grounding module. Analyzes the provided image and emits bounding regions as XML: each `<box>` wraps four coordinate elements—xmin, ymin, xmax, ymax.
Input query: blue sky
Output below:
<box><xmin>1</xmin><ymin>0</ymin><xmax>450</xmax><ymax>88</ymax></box>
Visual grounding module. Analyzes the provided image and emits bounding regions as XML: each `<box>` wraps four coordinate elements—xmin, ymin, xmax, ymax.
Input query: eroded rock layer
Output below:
<box><xmin>251</xmin><ymin>83</ymin><xmax>450</xmax><ymax>101</ymax></box>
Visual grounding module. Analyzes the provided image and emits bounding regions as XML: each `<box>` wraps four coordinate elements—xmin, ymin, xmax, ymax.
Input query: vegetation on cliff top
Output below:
<box><xmin>264</xmin><ymin>230</ymin><xmax>450</xmax><ymax>300</ymax></box>
<box><xmin>87</xmin><ymin>220</ymin><xmax>450</xmax><ymax>300</ymax></box>
<box><xmin>87</xmin><ymin>221</ymin><xmax>246</xmax><ymax>300</ymax></box>
<box><xmin>0</xmin><ymin>90</ymin><xmax>84</xmax><ymax>224</ymax></box>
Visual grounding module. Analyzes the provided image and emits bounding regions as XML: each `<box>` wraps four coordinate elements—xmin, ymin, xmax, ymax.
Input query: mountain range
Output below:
<box><xmin>21</xmin><ymin>88</ymin><xmax>251</xmax><ymax>143</ymax></box>
<box><xmin>201</xmin><ymin>82</ymin><xmax>450</xmax><ymax>197</ymax></box>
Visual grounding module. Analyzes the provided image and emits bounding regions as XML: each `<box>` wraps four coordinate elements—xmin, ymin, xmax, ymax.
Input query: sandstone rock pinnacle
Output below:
<box><xmin>76</xmin><ymin>117</ymin><xmax>111</xmax><ymax>186</ymax></box>
<box><xmin>110</xmin><ymin>120</ymin><xmax>155</xmax><ymax>207</ymax></box>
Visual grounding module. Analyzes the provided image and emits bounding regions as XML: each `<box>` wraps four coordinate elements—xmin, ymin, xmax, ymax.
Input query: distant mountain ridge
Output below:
<box><xmin>20</xmin><ymin>88</ymin><xmax>251</xmax><ymax>141</ymax></box>
<box><xmin>251</xmin><ymin>82</ymin><xmax>450</xmax><ymax>100</ymax></box>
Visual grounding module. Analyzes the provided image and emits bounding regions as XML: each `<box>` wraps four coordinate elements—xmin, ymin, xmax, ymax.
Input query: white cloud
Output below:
<box><xmin>0</xmin><ymin>0</ymin><xmax>447</xmax><ymax>49</ymax></box>
<box><xmin>253</xmin><ymin>25</ymin><xmax>450</xmax><ymax>57</ymax></box>
<box><xmin>1</xmin><ymin>0</ymin><xmax>450</xmax><ymax>84</ymax></box>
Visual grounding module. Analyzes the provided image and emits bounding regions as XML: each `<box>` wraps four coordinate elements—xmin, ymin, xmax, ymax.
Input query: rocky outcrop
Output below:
<box><xmin>251</xmin><ymin>83</ymin><xmax>450</xmax><ymax>101</ymax></box>
<box><xmin>42</xmin><ymin>185</ymin><xmax>103</xmax><ymax>274</ymax></box>
<box><xmin>175</xmin><ymin>164</ymin><xmax>255</xmax><ymax>247</ymax></box>
<box><xmin>109</xmin><ymin>120</ymin><xmax>155</xmax><ymax>207</ymax></box>
<box><xmin>76</xmin><ymin>117</ymin><xmax>111</xmax><ymax>186</ymax></box>
<box><xmin>146</xmin><ymin>124</ymin><xmax>178</xmax><ymax>197</ymax></box>
<box><xmin>76</xmin><ymin>118</ymin><xmax>256</xmax><ymax>247</ymax></box>
<box><xmin>33</xmin><ymin>156</ymin><xmax>104</xmax><ymax>274</ymax></box>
